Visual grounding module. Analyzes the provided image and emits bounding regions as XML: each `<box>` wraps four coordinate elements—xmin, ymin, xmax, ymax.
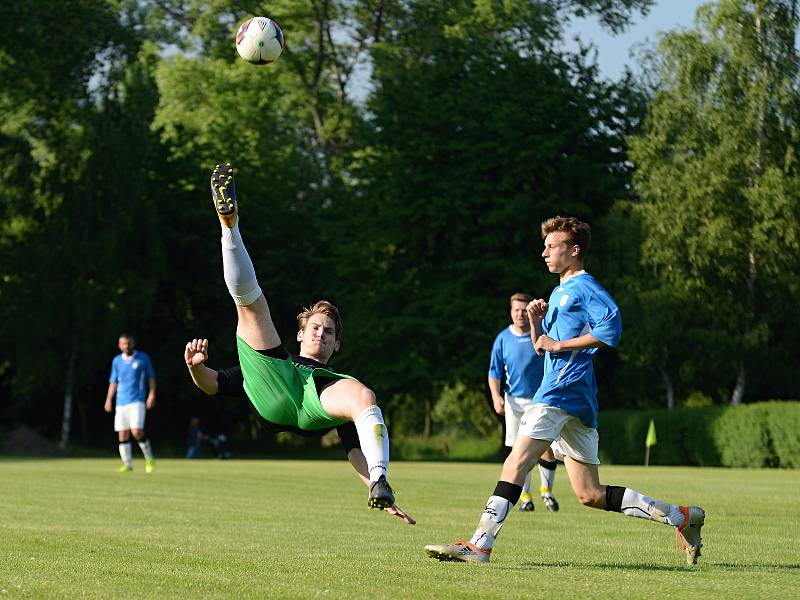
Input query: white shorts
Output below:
<box><xmin>518</xmin><ymin>404</ymin><xmax>600</xmax><ymax>465</ymax></box>
<box><xmin>503</xmin><ymin>394</ymin><xmax>534</xmax><ymax>447</ymax></box>
<box><xmin>114</xmin><ymin>402</ymin><xmax>146</xmax><ymax>432</ymax></box>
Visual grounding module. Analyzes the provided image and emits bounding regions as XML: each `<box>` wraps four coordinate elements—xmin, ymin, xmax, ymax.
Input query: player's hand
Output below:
<box><xmin>146</xmin><ymin>395</ymin><xmax>156</xmax><ymax>410</ymax></box>
<box><xmin>534</xmin><ymin>334</ymin><xmax>559</xmax><ymax>356</ymax></box>
<box><xmin>492</xmin><ymin>394</ymin><xmax>505</xmax><ymax>415</ymax></box>
<box><xmin>103</xmin><ymin>400</ymin><xmax>112</xmax><ymax>413</ymax></box>
<box><xmin>185</xmin><ymin>339</ymin><xmax>209</xmax><ymax>367</ymax></box>
<box><xmin>526</xmin><ymin>299</ymin><xmax>548</xmax><ymax>320</ymax></box>
<box><xmin>384</xmin><ymin>504</ymin><xmax>416</xmax><ymax>525</ymax></box>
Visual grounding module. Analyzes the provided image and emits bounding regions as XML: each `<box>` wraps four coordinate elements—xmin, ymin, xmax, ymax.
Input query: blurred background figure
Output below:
<box><xmin>104</xmin><ymin>333</ymin><xmax>156</xmax><ymax>473</ymax></box>
<box><xmin>186</xmin><ymin>417</ymin><xmax>204</xmax><ymax>459</ymax></box>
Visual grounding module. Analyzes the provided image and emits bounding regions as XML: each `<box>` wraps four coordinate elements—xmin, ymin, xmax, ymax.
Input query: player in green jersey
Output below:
<box><xmin>207</xmin><ymin>162</ymin><xmax>408</xmax><ymax>519</ymax></box>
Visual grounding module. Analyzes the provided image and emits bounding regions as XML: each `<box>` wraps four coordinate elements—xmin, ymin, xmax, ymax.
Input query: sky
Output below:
<box><xmin>565</xmin><ymin>0</ymin><xmax>708</xmax><ymax>79</ymax></box>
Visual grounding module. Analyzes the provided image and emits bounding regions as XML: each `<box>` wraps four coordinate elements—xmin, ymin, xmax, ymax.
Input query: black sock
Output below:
<box><xmin>605</xmin><ymin>485</ymin><xmax>626</xmax><ymax>512</ymax></box>
<box><xmin>538</xmin><ymin>458</ymin><xmax>557</xmax><ymax>471</ymax></box>
<box><xmin>493</xmin><ymin>480</ymin><xmax>522</xmax><ymax>505</ymax></box>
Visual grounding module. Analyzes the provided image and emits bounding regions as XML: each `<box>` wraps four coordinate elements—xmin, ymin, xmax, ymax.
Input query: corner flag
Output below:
<box><xmin>644</xmin><ymin>419</ymin><xmax>657</xmax><ymax>466</ymax></box>
<box><xmin>646</xmin><ymin>419</ymin><xmax>657</xmax><ymax>447</ymax></box>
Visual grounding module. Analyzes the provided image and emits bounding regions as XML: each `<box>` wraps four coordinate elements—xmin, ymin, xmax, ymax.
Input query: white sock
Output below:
<box><xmin>118</xmin><ymin>442</ymin><xmax>132</xmax><ymax>468</ymax></box>
<box><xmin>522</xmin><ymin>470</ymin><xmax>532</xmax><ymax>494</ymax></box>
<box><xmin>538</xmin><ymin>462</ymin><xmax>556</xmax><ymax>496</ymax></box>
<box><xmin>469</xmin><ymin>495</ymin><xmax>513</xmax><ymax>550</ymax></box>
<box><xmin>138</xmin><ymin>438</ymin><xmax>154</xmax><ymax>460</ymax></box>
<box><xmin>221</xmin><ymin>223</ymin><xmax>262</xmax><ymax>306</ymax></box>
<box><xmin>621</xmin><ymin>488</ymin><xmax>683</xmax><ymax>526</ymax></box>
<box><xmin>354</xmin><ymin>405</ymin><xmax>389</xmax><ymax>482</ymax></box>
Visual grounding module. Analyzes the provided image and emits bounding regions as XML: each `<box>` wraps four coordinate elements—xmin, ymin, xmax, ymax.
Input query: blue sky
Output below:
<box><xmin>565</xmin><ymin>0</ymin><xmax>708</xmax><ymax>79</ymax></box>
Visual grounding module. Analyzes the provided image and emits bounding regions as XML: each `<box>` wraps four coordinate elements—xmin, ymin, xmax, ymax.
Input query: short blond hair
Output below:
<box><xmin>510</xmin><ymin>292</ymin><xmax>533</xmax><ymax>306</ymax></box>
<box><xmin>541</xmin><ymin>216</ymin><xmax>591</xmax><ymax>260</ymax></box>
<box><xmin>297</xmin><ymin>300</ymin><xmax>342</xmax><ymax>341</ymax></box>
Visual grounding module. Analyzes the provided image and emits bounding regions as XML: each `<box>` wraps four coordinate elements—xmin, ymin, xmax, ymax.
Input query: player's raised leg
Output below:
<box><xmin>319</xmin><ymin>379</ymin><xmax>394</xmax><ymax>509</ymax></box>
<box><xmin>211</xmin><ymin>162</ymin><xmax>281</xmax><ymax>351</ymax></box>
<box><xmin>563</xmin><ymin>458</ymin><xmax>705</xmax><ymax>565</ymax></box>
<box><xmin>425</xmin><ymin>435</ymin><xmax>552</xmax><ymax>563</ymax></box>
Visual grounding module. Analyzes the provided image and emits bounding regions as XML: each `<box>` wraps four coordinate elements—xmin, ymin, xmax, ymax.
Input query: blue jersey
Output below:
<box><xmin>109</xmin><ymin>351</ymin><xmax>155</xmax><ymax>406</ymax></box>
<box><xmin>488</xmin><ymin>326</ymin><xmax>544</xmax><ymax>398</ymax></box>
<box><xmin>533</xmin><ymin>273</ymin><xmax>621</xmax><ymax>428</ymax></box>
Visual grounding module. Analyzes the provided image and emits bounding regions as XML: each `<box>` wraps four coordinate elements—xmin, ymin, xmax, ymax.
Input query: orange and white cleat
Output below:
<box><xmin>425</xmin><ymin>539</ymin><xmax>491</xmax><ymax>563</ymax></box>
<box><xmin>676</xmin><ymin>505</ymin><xmax>705</xmax><ymax>565</ymax></box>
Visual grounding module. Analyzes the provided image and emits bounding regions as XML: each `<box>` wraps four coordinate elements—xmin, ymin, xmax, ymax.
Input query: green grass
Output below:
<box><xmin>1</xmin><ymin>459</ymin><xmax>799</xmax><ymax>599</ymax></box>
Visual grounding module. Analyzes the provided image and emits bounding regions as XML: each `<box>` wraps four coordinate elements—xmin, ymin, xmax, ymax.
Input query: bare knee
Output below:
<box><xmin>500</xmin><ymin>451</ymin><xmax>534</xmax><ymax>485</ymax></box>
<box><xmin>541</xmin><ymin>447</ymin><xmax>556</xmax><ymax>462</ymax></box>
<box><xmin>575</xmin><ymin>487</ymin><xmax>605</xmax><ymax>508</ymax></box>
<box><xmin>355</xmin><ymin>386</ymin><xmax>376</xmax><ymax>411</ymax></box>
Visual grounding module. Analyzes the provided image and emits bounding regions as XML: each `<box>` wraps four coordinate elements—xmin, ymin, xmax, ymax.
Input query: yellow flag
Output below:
<box><xmin>645</xmin><ymin>419</ymin><xmax>657</xmax><ymax>447</ymax></box>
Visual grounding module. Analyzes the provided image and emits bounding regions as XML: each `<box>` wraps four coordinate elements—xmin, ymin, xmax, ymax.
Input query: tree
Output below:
<box><xmin>0</xmin><ymin>2</ymin><xmax>175</xmax><ymax>445</ymax></box>
<box><xmin>329</xmin><ymin>0</ymin><xmax>651</xmax><ymax>430</ymax></box>
<box><xmin>629</xmin><ymin>0</ymin><xmax>800</xmax><ymax>405</ymax></box>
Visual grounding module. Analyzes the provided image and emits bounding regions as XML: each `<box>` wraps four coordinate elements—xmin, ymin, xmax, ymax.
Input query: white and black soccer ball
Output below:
<box><xmin>235</xmin><ymin>17</ymin><xmax>285</xmax><ymax>65</ymax></box>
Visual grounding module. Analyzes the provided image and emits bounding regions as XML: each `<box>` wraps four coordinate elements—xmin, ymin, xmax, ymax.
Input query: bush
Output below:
<box><xmin>393</xmin><ymin>434</ymin><xmax>500</xmax><ymax>461</ymax></box>
<box><xmin>598</xmin><ymin>401</ymin><xmax>800</xmax><ymax>467</ymax></box>
<box><xmin>431</xmin><ymin>382</ymin><xmax>500</xmax><ymax>438</ymax></box>
<box><xmin>765</xmin><ymin>401</ymin><xmax>800</xmax><ymax>468</ymax></box>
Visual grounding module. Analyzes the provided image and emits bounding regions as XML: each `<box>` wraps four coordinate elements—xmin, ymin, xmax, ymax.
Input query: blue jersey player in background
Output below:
<box><xmin>427</xmin><ymin>216</ymin><xmax>705</xmax><ymax>566</ymax></box>
<box><xmin>104</xmin><ymin>333</ymin><xmax>157</xmax><ymax>473</ymax></box>
<box><xmin>488</xmin><ymin>292</ymin><xmax>560</xmax><ymax>512</ymax></box>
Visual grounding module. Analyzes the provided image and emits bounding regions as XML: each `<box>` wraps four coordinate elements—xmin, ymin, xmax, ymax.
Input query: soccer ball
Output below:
<box><xmin>235</xmin><ymin>17</ymin><xmax>285</xmax><ymax>64</ymax></box>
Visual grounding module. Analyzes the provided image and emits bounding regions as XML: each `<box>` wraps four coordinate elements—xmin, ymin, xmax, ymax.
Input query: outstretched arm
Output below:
<box><xmin>185</xmin><ymin>339</ymin><xmax>220</xmax><ymax>395</ymax></box>
<box><xmin>346</xmin><ymin>448</ymin><xmax>416</xmax><ymax>525</ymax></box>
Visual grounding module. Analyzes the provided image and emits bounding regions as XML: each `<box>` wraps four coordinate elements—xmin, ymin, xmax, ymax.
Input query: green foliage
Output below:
<box><xmin>8</xmin><ymin>0</ymin><xmax>800</xmax><ymax>451</ymax></box>
<box><xmin>430</xmin><ymin>382</ymin><xmax>499</xmax><ymax>438</ymax></box>
<box><xmin>764</xmin><ymin>401</ymin><xmax>800</xmax><ymax>467</ymax></box>
<box><xmin>392</xmin><ymin>434</ymin><xmax>500</xmax><ymax>461</ymax></box>
<box><xmin>683</xmin><ymin>391</ymin><xmax>714</xmax><ymax>408</ymax></box>
<box><xmin>331</xmin><ymin>0</ymin><xmax>646</xmax><ymax>406</ymax></box>
<box><xmin>599</xmin><ymin>401</ymin><xmax>800</xmax><ymax>467</ymax></box>
<box><xmin>628</xmin><ymin>0</ymin><xmax>800</xmax><ymax>403</ymax></box>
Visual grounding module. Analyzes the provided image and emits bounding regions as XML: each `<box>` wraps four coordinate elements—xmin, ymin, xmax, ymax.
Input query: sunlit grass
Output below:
<box><xmin>1</xmin><ymin>459</ymin><xmax>798</xmax><ymax>598</ymax></box>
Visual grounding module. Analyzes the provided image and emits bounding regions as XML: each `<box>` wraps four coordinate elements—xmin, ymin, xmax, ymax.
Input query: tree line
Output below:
<box><xmin>1</xmin><ymin>0</ymin><xmax>798</xmax><ymax>448</ymax></box>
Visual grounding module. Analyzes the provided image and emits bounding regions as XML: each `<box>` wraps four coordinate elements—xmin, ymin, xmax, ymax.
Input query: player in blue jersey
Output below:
<box><xmin>104</xmin><ymin>333</ymin><xmax>156</xmax><ymax>473</ymax></box>
<box><xmin>426</xmin><ymin>216</ymin><xmax>705</xmax><ymax>566</ymax></box>
<box><xmin>488</xmin><ymin>292</ymin><xmax>560</xmax><ymax>512</ymax></box>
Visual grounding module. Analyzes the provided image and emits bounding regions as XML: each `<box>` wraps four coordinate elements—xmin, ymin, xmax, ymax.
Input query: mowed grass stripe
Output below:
<box><xmin>1</xmin><ymin>459</ymin><xmax>799</xmax><ymax>599</ymax></box>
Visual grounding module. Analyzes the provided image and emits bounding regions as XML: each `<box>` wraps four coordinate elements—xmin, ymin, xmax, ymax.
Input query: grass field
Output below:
<box><xmin>1</xmin><ymin>458</ymin><xmax>799</xmax><ymax>599</ymax></box>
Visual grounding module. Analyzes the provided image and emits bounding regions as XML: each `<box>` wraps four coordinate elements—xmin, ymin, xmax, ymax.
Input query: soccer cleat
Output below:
<box><xmin>425</xmin><ymin>540</ymin><xmax>491</xmax><ymax>564</ymax></box>
<box><xmin>542</xmin><ymin>494</ymin><xmax>560</xmax><ymax>512</ymax></box>
<box><xmin>117</xmin><ymin>465</ymin><xmax>132</xmax><ymax>473</ymax></box>
<box><xmin>368</xmin><ymin>475</ymin><xmax>395</xmax><ymax>509</ymax></box>
<box><xmin>676</xmin><ymin>505</ymin><xmax>705</xmax><ymax>565</ymax></box>
<box><xmin>210</xmin><ymin>162</ymin><xmax>238</xmax><ymax>227</ymax></box>
<box><xmin>518</xmin><ymin>492</ymin><xmax>535</xmax><ymax>512</ymax></box>
<box><xmin>145</xmin><ymin>458</ymin><xmax>155</xmax><ymax>474</ymax></box>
